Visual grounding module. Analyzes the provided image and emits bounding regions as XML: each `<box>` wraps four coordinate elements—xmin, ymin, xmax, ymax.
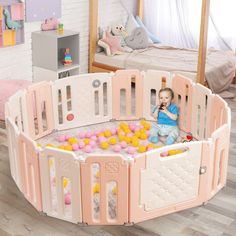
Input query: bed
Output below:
<box><xmin>89</xmin><ymin>0</ymin><xmax>236</xmax><ymax>94</ymax></box>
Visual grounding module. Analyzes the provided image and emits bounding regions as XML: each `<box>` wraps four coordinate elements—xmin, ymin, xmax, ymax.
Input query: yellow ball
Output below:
<box><xmin>134</xmin><ymin>131</ymin><xmax>141</xmax><ymax>138</ymax></box>
<box><xmin>138</xmin><ymin>145</ymin><xmax>146</xmax><ymax>153</ymax></box>
<box><xmin>83</xmin><ymin>138</ymin><xmax>90</xmax><ymax>145</ymax></box>
<box><xmin>168</xmin><ymin>150</ymin><xmax>178</xmax><ymax>156</ymax></box>
<box><xmin>124</xmin><ymin>128</ymin><xmax>131</xmax><ymax>134</ymax></box>
<box><xmin>148</xmin><ymin>143</ymin><xmax>155</xmax><ymax>149</ymax></box>
<box><xmin>58</xmin><ymin>145</ymin><xmax>65</xmax><ymax>149</ymax></box>
<box><xmin>63</xmin><ymin>178</ymin><xmax>68</xmax><ymax>188</ymax></box>
<box><xmin>68</xmin><ymin>137</ymin><xmax>78</xmax><ymax>145</ymax></box>
<box><xmin>124</xmin><ymin>136</ymin><xmax>131</xmax><ymax>144</ymax></box>
<box><xmin>104</xmin><ymin>129</ymin><xmax>112</xmax><ymax>138</ymax></box>
<box><xmin>113</xmin><ymin>185</ymin><xmax>117</xmax><ymax>195</ymax></box>
<box><xmin>140</xmin><ymin>128</ymin><xmax>146</xmax><ymax>133</ymax></box>
<box><xmin>118</xmin><ymin>134</ymin><xmax>125</xmax><ymax>141</ymax></box>
<box><xmin>144</xmin><ymin>123</ymin><xmax>151</xmax><ymax>130</ymax></box>
<box><xmin>140</xmin><ymin>133</ymin><xmax>147</xmax><ymax>140</ymax></box>
<box><xmin>109</xmin><ymin>137</ymin><xmax>117</xmax><ymax>145</ymax></box>
<box><xmin>46</xmin><ymin>143</ymin><xmax>54</xmax><ymax>147</ymax></box>
<box><xmin>101</xmin><ymin>141</ymin><xmax>108</xmax><ymax>149</ymax></box>
<box><xmin>98</xmin><ymin>132</ymin><xmax>104</xmax><ymax>137</ymax></box>
<box><xmin>64</xmin><ymin>145</ymin><xmax>73</xmax><ymax>151</ymax></box>
<box><xmin>37</xmin><ymin>143</ymin><xmax>42</xmax><ymax>148</ymax></box>
<box><xmin>93</xmin><ymin>183</ymin><xmax>100</xmax><ymax>194</ymax></box>
<box><xmin>141</xmin><ymin>119</ymin><xmax>147</xmax><ymax>126</ymax></box>
<box><xmin>131</xmin><ymin>139</ymin><xmax>139</xmax><ymax>147</ymax></box>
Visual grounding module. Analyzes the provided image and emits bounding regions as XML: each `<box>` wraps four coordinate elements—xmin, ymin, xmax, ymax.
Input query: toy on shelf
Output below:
<box><xmin>3</xmin><ymin>8</ymin><xmax>21</xmax><ymax>30</ymax></box>
<box><xmin>58</xmin><ymin>23</ymin><xmax>63</xmax><ymax>34</ymax></box>
<box><xmin>63</xmin><ymin>48</ymin><xmax>72</xmax><ymax>66</ymax></box>
<box><xmin>41</xmin><ymin>17</ymin><xmax>58</xmax><ymax>31</ymax></box>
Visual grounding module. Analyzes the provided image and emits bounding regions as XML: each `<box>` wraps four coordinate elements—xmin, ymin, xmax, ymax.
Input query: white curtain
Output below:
<box><xmin>143</xmin><ymin>0</ymin><xmax>236</xmax><ymax>51</ymax></box>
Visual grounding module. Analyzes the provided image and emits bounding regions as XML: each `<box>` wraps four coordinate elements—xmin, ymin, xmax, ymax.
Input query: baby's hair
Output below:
<box><xmin>159</xmin><ymin>87</ymin><xmax>174</xmax><ymax>99</ymax></box>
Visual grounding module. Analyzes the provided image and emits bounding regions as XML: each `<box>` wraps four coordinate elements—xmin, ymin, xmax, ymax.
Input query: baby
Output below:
<box><xmin>149</xmin><ymin>87</ymin><xmax>179</xmax><ymax>145</ymax></box>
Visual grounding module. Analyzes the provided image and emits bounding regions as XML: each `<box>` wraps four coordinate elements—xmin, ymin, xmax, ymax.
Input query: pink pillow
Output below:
<box><xmin>0</xmin><ymin>79</ymin><xmax>31</xmax><ymax>120</ymax></box>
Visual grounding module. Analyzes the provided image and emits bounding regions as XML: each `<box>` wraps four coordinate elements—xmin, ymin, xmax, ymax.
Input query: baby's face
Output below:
<box><xmin>159</xmin><ymin>91</ymin><xmax>172</xmax><ymax>107</ymax></box>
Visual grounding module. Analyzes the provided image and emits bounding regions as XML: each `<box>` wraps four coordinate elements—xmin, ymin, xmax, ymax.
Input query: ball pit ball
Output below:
<box><xmin>104</xmin><ymin>129</ymin><xmax>112</xmax><ymax>138</ymax></box>
<box><xmin>64</xmin><ymin>145</ymin><xmax>73</xmax><ymax>151</ymax></box>
<box><xmin>110</xmin><ymin>128</ymin><xmax>117</xmax><ymax>135</ymax></box>
<box><xmin>113</xmin><ymin>144</ymin><xmax>121</xmax><ymax>152</ymax></box>
<box><xmin>127</xmin><ymin>146</ymin><xmax>136</xmax><ymax>155</ymax></box>
<box><xmin>109</xmin><ymin>137</ymin><xmax>117</xmax><ymax>145</ymax></box>
<box><xmin>97</xmin><ymin>132</ymin><xmax>104</xmax><ymax>137</ymax></box>
<box><xmin>64</xmin><ymin>193</ymin><xmax>71</xmax><ymax>205</ymax></box>
<box><xmin>46</xmin><ymin>143</ymin><xmax>54</xmax><ymax>147</ymax></box>
<box><xmin>98</xmin><ymin>136</ymin><xmax>106</xmax><ymax>143</ymax></box>
<box><xmin>84</xmin><ymin>145</ymin><xmax>93</xmax><ymax>153</ymax></box>
<box><xmin>57</xmin><ymin>135</ymin><xmax>66</xmax><ymax>142</ymax></box>
<box><xmin>58</xmin><ymin>145</ymin><xmax>65</xmax><ymax>150</ymax></box>
<box><xmin>85</xmin><ymin>131</ymin><xmax>93</xmax><ymax>138</ymax></box>
<box><xmin>65</xmin><ymin>135</ymin><xmax>71</xmax><ymax>141</ymax></box>
<box><xmin>161</xmin><ymin>151</ymin><xmax>169</xmax><ymax>157</ymax></box>
<box><xmin>89</xmin><ymin>140</ymin><xmax>97</xmax><ymax>148</ymax></box>
<box><xmin>120</xmin><ymin>141</ymin><xmax>128</xmax><ymax>149</ymax></box>
<box><xmin>72</xmin><ymin>143</ymin><xmax>79</xmax><ymax>151</ymax></box>
<box><xmin>101</xmin><ymin>141</ymin><xmax>108</xmax><ymax>150</ymax></box>
<box><xmin>78</xmin><ymin>141</ymin><xmax>85</xmax><ymax>149</ymax></box>
<box><xmin>131</xmin><ymin>139</ymin><xmax>139</xmax><ymax>147</ymax></box>
<box><xmin>91</xmin><ymin>135</ymin><xmax>98</xmax><ymax>141</ymax></box>
<box><xmin>83</xmin><ymin>138</ymin><xmax>90</xmax><ymax>145</ymax></box>
<box><xmin>79</xmin><ymin>132</ymin><xmax>86</xmax><ymax>139</ymax></box>
<box><xmin>129</xmin><ymin>123</ymin><xmax>136</xmax><ymax>132</ymax></box>
<box><xmin>140</xmin><ymin>133</ymin><xmax>148</xmax><ymax>140</ymax></box>
<box><xmin>138</xmin><ymin>145</ymin><xmax>146</xmax><ymax>153</ymax></box>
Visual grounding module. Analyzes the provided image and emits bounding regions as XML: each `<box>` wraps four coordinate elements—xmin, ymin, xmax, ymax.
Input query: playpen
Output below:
<box><xmin>5</xmin><ymin>69</ymin><xmax>230</xmax><ymax>225</ymax></box>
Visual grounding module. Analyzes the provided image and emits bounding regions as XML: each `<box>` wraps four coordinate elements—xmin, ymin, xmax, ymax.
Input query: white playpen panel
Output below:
<box><xmin>172</xmin><ymin>75</ymin><xmax>193</xmax><ymax>133</ymax></box>
<box><xmin>5</xmin><ymin>118</ymin><xmax>22</xmax><ymax>191</ymax></box>
<box><xmin>140</xmin><ymin>142</ymin><xmax>202</xmax><ymax>211</ymax></box>
<box><xmin>191</xmin><ymin>83</ymin><xmax>213</xmax><ymax>140</ymax></box>
<box><xmin>40</xmin><ymin>148</ymin><xmax>82</xmax><ymax>223</ymax></box>
<box><xmin>26</xmin><ymin>82</ymin><xmax>54</xmax><ymax>140</ymax></box>
<box><xmin>53</xmin><ymin>73</ymin><xmax>113</xmax><ymax>130</ymax></box>
<box><xmin>5</xmin><ymin>90</ymin><xmax>29</xmax><ymax>135</ymax></box>
<box><xmin>112</xmin><ymin>70</ymin><xmax>143</xmax><ymax>120</ymax></box>
<box><xmin>142</xmin><ymin>70</ymin><xmax>172</xmax><ymax>120</ymax></box>
<box><xmin>18</xmin><ymin>133</ymin><xmax>42</xmax><ymax>211</ymax></box>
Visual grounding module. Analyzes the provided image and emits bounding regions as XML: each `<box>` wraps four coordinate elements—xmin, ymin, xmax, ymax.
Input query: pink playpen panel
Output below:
<box><xmin>210</xmin><ymin>95</ymin><xmax>229</xmax><ymax>134</ymax></box>
<box><xmin>129</xmin><ymin>142</ymin><xmax>209</xmax><ymax>223</ymax></box>
<box><xmin>209</xmin><ymin>124</ymin><xmax>230</xmax><ymax>198</ymax></box>
<box><xmin>18</xmin><ymin>133</ymin><xmax>42</xmax><ymax>211</ymax></box>
<box><xmin>5</xmin><ymin>118</ymin><xmax>22</xmax><ymax>191</ymax></box>
<box><xmin>142</xmin><ymin>70</ymin><xmax>172</xmax><ymax>120</ymax></box>
<box><xmin>81</xmin><ymin>155</ymin><xmax>129</xmax><ymax>225</ymax></box>
<box><xmin>191</xmin><ymin>84</ymin><xmax>213</xmax><ymax>140</ymax></box>
<box><xmin>172</xmin><ymin>75</ymin><xmax>193</xmax><ymax>133</ymax></box>
<box><xmin>112</xmin><ymin>70</ymin><xmax>143</xmax><ymax>120</ymax></box>
<box><xmin>39</xmin><ymin>148</ymin><xmax>82</xmax><ymax>223</ymax></box>
<box><xmin>26</xmin><ymin>82</ymin><xmax>54</xmax><ymax>140</ymax></box>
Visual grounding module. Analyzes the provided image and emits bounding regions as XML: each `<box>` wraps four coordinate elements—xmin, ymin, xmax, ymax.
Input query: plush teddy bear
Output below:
<box><xmin>111</xmin><ymin>23</ymin><xmax>133</xmax><ymax>52</ymax></box>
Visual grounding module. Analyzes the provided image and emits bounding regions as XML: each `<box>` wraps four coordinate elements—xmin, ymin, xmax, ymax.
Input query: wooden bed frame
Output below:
<box><xmin>89</xmin><ymin>0</ymin><xmax>211</xmax><ymax>86</ymax></box>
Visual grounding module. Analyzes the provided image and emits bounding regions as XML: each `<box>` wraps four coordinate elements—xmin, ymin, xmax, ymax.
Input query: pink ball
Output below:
<box><xmin>94</xmin><ymin>130</ymin><xmax>99</xmax><ymax>136</ymax></box>
<box><xmin>72</xmin><ymin>143</ymin><xmax>79</xmax><ymax>151</ymax></box>
<box><xmin>91</xmin><ymin>135</ymin><xmax>98</xmax><ymax>141</ymax></box>
<box><xmin>134</xmin><ymin>127</ymin><xmax>140</xmax><ymax>132</ymax></box>
<box><xmin>78</xmin><ymin>140</ymin><xmax>85</xmax><ymax>149</ymax></box>
<box><xmin>110</xmin><ymin>128</ymin><xmax>117</xmax><ymax>135</ymax></box>
<box><xmin>146</xmin><ymin>130</ymin><xmax>150</xmax><ymax>137</ymax></box>
<box><xmin>90</xmin><ymin>140</ymin><xmax>96</xmax><ymax>147</ymax></box>
<box><xmin>84</xmin><ymin>145</ymin><xmax>92</xmax><ymax>153</ymax></box>
<box><xmin>98</xmin><ymin>136</ymin><xmax>106</xmax><ymax>143</ymax></box>
<box><xmin>129</xmin><ymin>123</ymin><xmax>136</xmax><ymax>132</ymax></box>
<box><xmin>120</xmin><ymin>141</ymin><xmax>128</xmax><ymax>149</ymax></box>
<box><xmin>127</xmin><ymin>146</ymin><xmax>136</xmax><ymax>154</ymax></box>
<box><xmin>64</xmin><ymin>193</ymin><xmax>71</xmax><ymax>205</ymax></box>
<box><xmin>161</xmin><ymin>151</ymin><xmax>169</xmax><ymax>157</ymax></box>
<box><xmin>85</xmin><ymin>131</ymin><xmax>93</xmax><ymax>138</ymax></box>
<box><xmin>120</xmin><ymin>131</ymin><xmax>125</xmax><ymax>136</ymax></box>
<box><xmin>79</xmin><ymin>132</ymin><xmax>86</xmax><ymax>139</ymax></box>
<box><xmin>147</xmin><ymin>147</ymin><xmax>153</xmax><ymax>151</ymax></box>
<box><xmin>57</xmin><ymin>135</ymin><xmax>66</xmax><ymax>142</ymax></box>
<box><xmin>65</xmin><ymin>134</ymin><xmax>71</xmax><ymax>141</ymax></box>
<box><xmin>127</xmin><ymin>133</ymin><xmax>133</xmax><ymax>138</ymax></box>
<box><xmin>113</xmin><ymin>144</ymin><xmax>121</xmax><ymax>152</ymax></box>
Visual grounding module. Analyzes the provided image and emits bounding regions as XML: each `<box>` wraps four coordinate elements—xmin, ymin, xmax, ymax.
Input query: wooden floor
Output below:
<box><xmin>0</xmin><ymin>89</ymin><xmax>236</xmax><ymax>236</ymax></box>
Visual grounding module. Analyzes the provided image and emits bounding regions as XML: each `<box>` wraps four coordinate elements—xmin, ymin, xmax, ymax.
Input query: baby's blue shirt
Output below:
<box><xmin>157</xmin><ymin>103</ymin><xmax>179</xmax><ymax>126</ymax></box>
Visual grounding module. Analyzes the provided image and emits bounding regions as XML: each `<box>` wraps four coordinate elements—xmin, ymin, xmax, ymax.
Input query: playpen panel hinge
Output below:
<box><xmin>199</xmin><ymin>166</ymin><xmax>207</xmax><ymax>175</ymax></box>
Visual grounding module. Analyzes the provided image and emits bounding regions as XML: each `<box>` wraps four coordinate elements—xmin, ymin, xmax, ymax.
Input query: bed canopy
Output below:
<box><xmin>89</xmin><ymin>0</ymin><xmax>211</xmax><ymax>86</ymax></box>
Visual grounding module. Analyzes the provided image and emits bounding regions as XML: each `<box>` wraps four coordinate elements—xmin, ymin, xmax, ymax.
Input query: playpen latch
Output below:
<box><xmin>199</xmin><ymin>166</ymin><xmax>207</xmax><ymax>175</ymax></box>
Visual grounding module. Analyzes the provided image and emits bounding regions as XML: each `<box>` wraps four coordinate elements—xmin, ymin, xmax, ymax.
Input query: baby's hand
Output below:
<box><xmin>161</xmin><ymin>105</ymin><xmax>168</xmax><ymax>113</ymax></box>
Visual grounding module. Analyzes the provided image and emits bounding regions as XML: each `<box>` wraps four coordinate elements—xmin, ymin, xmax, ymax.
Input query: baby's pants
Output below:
<box><xmin>149</xmin><ymin>124</ymin><xmax>179</xmax><ymax>145</ymax></box>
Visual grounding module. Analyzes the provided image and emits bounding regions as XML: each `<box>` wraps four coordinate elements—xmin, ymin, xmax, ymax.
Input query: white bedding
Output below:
<box><xmin>95</xmin><ymin>44</ymin><xmax>236</xmax><ymax>93</ymax></box>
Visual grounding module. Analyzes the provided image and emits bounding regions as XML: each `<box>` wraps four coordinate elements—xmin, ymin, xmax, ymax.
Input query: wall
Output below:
<box><xmin>0</xmin><ymin>0</ymin><xmax>136</xmax><ymax>82</ymax></box>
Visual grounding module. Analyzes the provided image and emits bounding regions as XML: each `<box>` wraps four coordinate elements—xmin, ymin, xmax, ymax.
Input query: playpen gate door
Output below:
<box><xmin>81</xmin><ymin>155</ymin><xmax>128</xmax><ymax>225</ymax></box>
